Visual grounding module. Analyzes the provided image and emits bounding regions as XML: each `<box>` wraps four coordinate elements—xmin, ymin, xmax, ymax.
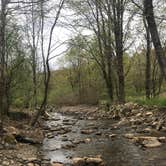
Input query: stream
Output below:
<box><xmin>41</xmin><ymin>112</ymin><xmax>166</xmax><ymax>166</ymax></box>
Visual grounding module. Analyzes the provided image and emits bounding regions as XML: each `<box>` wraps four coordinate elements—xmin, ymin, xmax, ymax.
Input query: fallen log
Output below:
<box><xmin>14</xmin><ymin>134</ymin><xmax>41</xmax><ymax>145</ymax></box>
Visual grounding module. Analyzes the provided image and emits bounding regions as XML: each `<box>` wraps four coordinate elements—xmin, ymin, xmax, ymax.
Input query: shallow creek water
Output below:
<box><xmin>42</xmin><ymin>112</ymin><xmax>166</xmax><ymax>166</ymax></box>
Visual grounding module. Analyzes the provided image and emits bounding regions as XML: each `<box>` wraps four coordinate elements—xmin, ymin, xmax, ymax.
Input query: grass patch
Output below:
<box><xmin>128</xmin><ymin>97</ymin><xmax>166</xmax><ymax>107</ymax></box>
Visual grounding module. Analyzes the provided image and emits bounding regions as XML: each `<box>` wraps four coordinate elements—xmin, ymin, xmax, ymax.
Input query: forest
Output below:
<box><xmin>0</xmin><ymin>0</ymin><xmax>166</xmax><ymax>166</ymax></box>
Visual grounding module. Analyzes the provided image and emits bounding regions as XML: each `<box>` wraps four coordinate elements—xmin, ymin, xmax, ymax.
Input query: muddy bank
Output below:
<box><xmin>0</xmin><ymin>110</ymin><xmax>43</xmax><ymax>166</ymax></box>
<box><xmin>42</xmin><ymin>104</ymin><xmax>166</xmax><ymax>166</ymax></box>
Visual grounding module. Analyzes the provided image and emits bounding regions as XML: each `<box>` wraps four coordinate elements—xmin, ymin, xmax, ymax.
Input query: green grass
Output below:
<box><xmin>128</xmin><ymin>97</ymin><xmax>166</xmax><ymax>107</ymax></box>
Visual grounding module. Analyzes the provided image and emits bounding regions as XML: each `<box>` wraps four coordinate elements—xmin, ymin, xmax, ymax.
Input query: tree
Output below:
<box><xmin>143</xmin><ymin>0</ymin><xmax>166</xmax><ymax>79</ymax></box>
<box><xmin>31</xmin><ymin>0</ymin><xmax>65</xmax><ymax>126</ymax></box>
<box><xmin>143</xmin><ymin>18</ymin><xmax>151</xmax><ymax>99</ymax></box>
<box><xmin>0</xmin><ymin>0</ymin><xmax>8</xmax><ymax>131</ymax></box>
<box><xmin>67</xmin><ymin>0</ymin><xmax>130</xmax><ymax>102</ymax></box>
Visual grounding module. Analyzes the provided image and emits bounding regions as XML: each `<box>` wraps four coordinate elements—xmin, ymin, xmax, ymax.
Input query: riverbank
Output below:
<box><xmin>0</xmin><ymin>109</ymin><xmax>43</xmax><ymax>166</ymax></box>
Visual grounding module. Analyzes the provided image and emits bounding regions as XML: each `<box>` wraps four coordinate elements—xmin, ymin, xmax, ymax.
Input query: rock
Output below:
<box><xmin>124</xmin><ymin>133</ymin><xmax>135</xmax><ymax>139</ymax></box>
<box><xmin>81</xmin><ymin>129</ymin><xmax>94</xmax><ymax>134</ymax></box>
<box><xmin>5</xmin><ymin>126</ymin><xmax>19</xmax><ymax>135</ymax></box>
<box><xmin>62</xmin><ymin>137</ymin><xmax>68</xmax><ymax>141</ymax></box>
<box><xmin>63</xmin><ymin>119</ymin><xmax>70</xmax><ymax>122</ymax></box>
<box><xmin>156</xmin><ymin>120</ymin><xmax>164</xmax><ymax>131</ymax></box>
<box><xmin>2</xmin><ymin>161</ymin><xmax>10</xmax><ymax>165</ymax></box>
<box><xmin>62</xmin><ymin>143</ymin><xmax>76</xmax><ymax>149</ymax></box>
<box><xmin>47</xmin><ymin>133</ymin><xmax>54</xmax><ymax>139</ymax></box>
<box><xmin>117</xmin><ymin>118</ymin><xmax>129</xmax><ymax>126</ymax></box>
<box><xmin>72</xmin><ymin>158</ymin><xmax>85</xmax><ymax>166</ymax></box>
<box><xmin>129</xmin><ymin>118</ymin><xmax>142</xmax><ymax>125</ymax></box>
<box><xmin>136</xmin><ymin>113</ymin><xmax>142</xmax><ymax>117</ymax></box>
<box><xmin>27</xmin><ymin>163</ymin><xmax>35</xmax><ymax>166</ymax></box>
<box><xmin>84</xmin><ymin>138</ymin><xmax>91</xmax><ymax>143</ymax></box>
<box><xmin>141</xmin><ymin>127</ymin><xmax>152</xmax><ymax>133</ymax></box>
<box><xmin>72</xmin><ymin>139</ymin><xmax>85</xmax><ymax>144</ymax></box>
<box><xmin>158</xmin><ymin>137</ymin><xmax>166</xmax><ymax>143</ymax></box>
<box><xmin>3</xmin><ymin>133</ymin><xmax>17</xmax><ymax>145</ymax></box>
<box><xmin>96</xmin><ymin>132</ymin><xmax>102</xmax><ymax>136</ymax></box>
<box><xmin>51</xmin><ymin>162</ymin><xmax>64</xmax><ymax>166</ymax></box>
<box><xmin>142</xmin><ymin>137</ymin><xmax>162</xmax><ymax>148</ymax></box>
<box><xmin>125</xmin><ymin>135</ymin><xmax>162</xmax><ymax>148</ymax></box>
<box><xmin>44</xmin><ymin>111</ymin><xmax>51</xmax><ymax>119</ymax></box>
<box><xmin>161</xmin><ymin>127</ymin><xmax>166</xmax><ymax>132</ymax></box>
<box><xmin>86</xmin><ymin>157</ymin><xmax>104</xmax><ymax>165</ymax></box>
<box><xmin>120</xmin><ymin>107</ymin><xmax>131</xmax><ymax>116</ymax></box>
<box><xmin>109</xmin><ymin>134</ymin><xmax>117</xmax><ymax>139</ymax></box>
<box><xmin>72</xmin><ymin>157</ymin><xmax>104</xmax><ymax>166</ymax></box>
<box><xmin>145</xmin><ymin>112</ymin><xmax>153</xmax><ymax>116</ymax></box>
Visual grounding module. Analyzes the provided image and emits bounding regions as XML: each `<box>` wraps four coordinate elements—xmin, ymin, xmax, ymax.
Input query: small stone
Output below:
<box><xmin>51</xmin><ymin>162</ymin><xmax>64</xmax><ymax>166</ymax></box>
<box><xmin>81</xmin><ymin>129</ymin><xmax>94</xmax><ymax>134</ymax></box>
<box><xmin>84</xmin><ymin>138</ymin><xmax>91</xmax><ymax>143</ymax></box>
<box><xmin>124</xmin><ymin>133</ymin><xmax>135</xmax><ymax>139</ymax></box>
<box><xmin>72</xmin><ymin>157</ymin><xmax>104</xmax><ymax>166</ymax></box>
<box><xmin>96</xmin><ymin>132</ymin><xmax>102</xmax><ymax>135</ymax></box>
<box><xmin>27</xmin><ymin>163</ymin><xmax>35</xmax><ymax>166</ymax></box>
<box><xmin>2</xmin><ymin>161</ymin><xmax>10</xmax><ymax>165</ymax></box>
<box><xmin>145</xmin><ymin>112</ymin><xmax>153</xmax><ymax>116</ymax></box>
<box><xmin>158</xmin><ymin>137</ymin><xmax>166</xmax><ymax>143</ymax></box>
<box><xmin>109</xmin><ymin>134</ymin><xmax>117</xmax><ymax>138</ymax></box>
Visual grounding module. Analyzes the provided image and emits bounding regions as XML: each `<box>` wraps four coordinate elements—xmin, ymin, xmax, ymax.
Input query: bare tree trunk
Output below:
<box><xmin>144</xmin><ymin>0</ymin><xmax>166</xmax><ymax>79</ymax></box>
<box><xmin>143</xmin><ymin>19</ymin><xmax>151</xmax><ymax>99</ymax></box>
<box><xmin>0</xmin><ymin>0</ymin><xmax>7</xmax><ymax>131</ymax></box>
<box><xmin>31</xmin><ymin>0</ymin><xmax>37</xmax><ymax>108</ymax></box>
<box><xmin>112</xmin><ymin>0</ymin><xmax>125</xmax><ymax>103</ymax></box>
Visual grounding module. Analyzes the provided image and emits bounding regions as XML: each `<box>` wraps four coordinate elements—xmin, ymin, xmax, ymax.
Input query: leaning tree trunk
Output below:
<box><xmin>144</xmin><ymin>0</ymin><xmax>166</xmax><ymax>79</ymax></box>
<box><xmin>31</xmin><ymin>0</ymin><xmax>65</xmax><ymax>126</ymax></box>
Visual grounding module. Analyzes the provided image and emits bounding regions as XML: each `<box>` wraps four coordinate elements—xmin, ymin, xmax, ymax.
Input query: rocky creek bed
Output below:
<box><xmin>41</xmin><ymin>104</ymin><xmax>166</xmax><ymax>166</ymax></box>
<box><xmin>0</xmin><ymin>103</ymin><xmax>166</xmax><ymax>166</ymax></box>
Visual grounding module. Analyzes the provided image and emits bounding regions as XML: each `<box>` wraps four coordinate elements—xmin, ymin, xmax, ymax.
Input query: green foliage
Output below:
<box><xmin>12</xmin><ymin>98</ymin><xmax>24</xmax><ymax>108</ymax></box>
<box><xmin>127</xmin><ymin>96</ymin><xmax>166</xmax><ymax>107</ymax></box>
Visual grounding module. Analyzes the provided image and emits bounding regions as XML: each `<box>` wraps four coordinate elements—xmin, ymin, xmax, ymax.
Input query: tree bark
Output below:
<box><xmin>0</xmin><ymin>0</ymin><xmax>7</xmax><ymax>131</ymax></box>
<box><xmin>144</xmin><ymin>0</ymin><xmax>166</xmax><ymax>79</ymax></box>
<box><xmin>144</xmin><ymin>19</ymin><xmax>151</xmax><ymax>99</ymax></box>
<box><xmin>112</xmin><ymin>0</ymin><xmax>125</xmax><ymax>103</ymax></box>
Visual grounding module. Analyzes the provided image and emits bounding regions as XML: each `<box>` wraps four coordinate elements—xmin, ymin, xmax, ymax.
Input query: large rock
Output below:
<box><xmin>141</xmin><ymin>137</ymin><xmax>162</xmax><ymax>148</ymax></box>
<box><xmin>72</xmin><ymin>157</ymin><xmax>105</xmax><ymax>166</ymax></box>
<box><xmin>124</xmin><ymin>134</ymin><xmax>162</xmax><ymax>148</ymax></box>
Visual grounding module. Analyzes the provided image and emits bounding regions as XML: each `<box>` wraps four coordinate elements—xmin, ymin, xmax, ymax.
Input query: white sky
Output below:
<box><xmin>7</xmin><ymin>0</ymin><xmax>166</xmax><ymax>70</ymax></box>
